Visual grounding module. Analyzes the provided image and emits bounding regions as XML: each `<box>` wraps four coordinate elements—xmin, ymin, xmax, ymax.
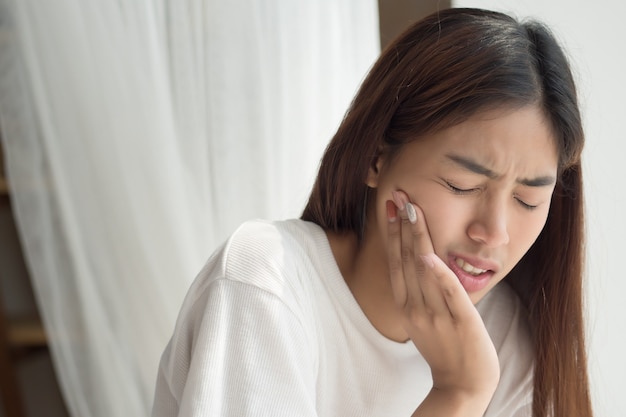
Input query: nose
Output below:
<box><xmin>466</xmin><ymin>197</ymin><xmax>510</xmax><ymax>247</ymax></box>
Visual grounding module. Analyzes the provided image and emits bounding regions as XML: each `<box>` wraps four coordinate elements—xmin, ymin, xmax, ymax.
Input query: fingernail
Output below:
<box><xmin>406</xmin><ymin>202</ymin><xmax>417</xmax><ymax>224</ymax></box>
<box><xmin>420</xmin><ymin>254</ymin><xmax>435</xmax><ymax>269</ymax></box>
<box><xmin>391</xmin><ymin>190</ymin><xmax>405</xmax><ymax>209</ymax></box>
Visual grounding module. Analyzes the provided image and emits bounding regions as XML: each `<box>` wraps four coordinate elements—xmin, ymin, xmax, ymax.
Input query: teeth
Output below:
<box><xmin>455</xmin><ymin>258</ymin><xmax>487</xmax><ymax>276</ymax></box>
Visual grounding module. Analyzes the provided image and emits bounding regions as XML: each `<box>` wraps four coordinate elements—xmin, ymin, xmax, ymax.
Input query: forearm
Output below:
<box><xmin>411</xmin><ymin>387</ymin><xmax>493</xmax><ymax>417</ymax></box>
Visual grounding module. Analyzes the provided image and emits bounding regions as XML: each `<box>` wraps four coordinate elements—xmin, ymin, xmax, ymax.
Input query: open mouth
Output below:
<box><xmin>454</xmin><ymin>257</ymin><xmax>488</xmax><ymax>276</ymax></box>
<box><xmin>449</xmin><ymin>255</ymin><xmax>496</xmax><ymax>293</ymax></box>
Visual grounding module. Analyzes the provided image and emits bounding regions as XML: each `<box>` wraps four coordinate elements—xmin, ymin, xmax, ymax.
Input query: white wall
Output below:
<box><xmin>454</xmin><ymin>1</ymin><xmax>626</xmax><ymax>415</ymax></box>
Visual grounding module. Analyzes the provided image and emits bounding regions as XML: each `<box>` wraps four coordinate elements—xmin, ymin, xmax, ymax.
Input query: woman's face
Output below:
<box><xmin>367</xmin><ymin>106</ymin><xmax>558</xmax><ymax>304</ymax></box>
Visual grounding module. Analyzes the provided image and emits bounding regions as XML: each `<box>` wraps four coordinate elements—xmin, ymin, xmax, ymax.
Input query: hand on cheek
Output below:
<box><xmin>385</xmin><ymin>190</ymin><xmax>500</xmax><ymax>408</ymax></box>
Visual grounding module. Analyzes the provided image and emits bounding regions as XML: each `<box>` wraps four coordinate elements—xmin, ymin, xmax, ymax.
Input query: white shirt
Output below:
<box><xmin>152</xmin><ymin>219</ymin><xmax>533</xmax><ymax>416</ymax></box>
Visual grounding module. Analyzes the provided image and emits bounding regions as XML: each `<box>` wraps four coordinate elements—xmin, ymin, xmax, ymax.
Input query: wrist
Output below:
<box><xmin>430</xmin><ymin>366</ymin><xmax>500</xmax><ymax>406</ymax></box>
<box><xmin>412</xmin><ymin>386</ymin><xmax>495</xmax><ymax>417</ymax></box>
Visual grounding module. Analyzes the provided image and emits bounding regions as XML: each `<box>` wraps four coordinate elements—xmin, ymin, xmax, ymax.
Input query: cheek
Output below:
<box><xmin>414</xmin><ymin>195</ymin><xmax>467</xmax><ymax>253</ymax></box>
<box><xmin>508</xmin><ymin>209</ymin><xmax>550</xmax><ymax>259</ymax></box>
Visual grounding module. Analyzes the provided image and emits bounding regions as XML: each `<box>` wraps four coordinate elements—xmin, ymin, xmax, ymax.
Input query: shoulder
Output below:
<box><xmin>155</xmin><ymin>220</ymin><xmax>324</xmax><ymax>415</ymax></box>
<box><xmin>222</xmin><ymin>218</ymin><xmax>325</xmax><ymax>280</ymax></box>
<box><xmin>478</xmin><ymin>282</ymin><xmax>534</xmax><ymax>414</ymax></box>
<box><xmin>185</xmin><ymin>219</ymin><xmax>327</xmax><ymax>303</ymax></box>
<box><xmin>225</xmin><ymin>218</ymin><xmax>323</xmax><ymax>261</ymax></box>
<box><xmin>161</xmin><ymin>218</ymin><xmax>327</xmax><ymax>358</ymax></box>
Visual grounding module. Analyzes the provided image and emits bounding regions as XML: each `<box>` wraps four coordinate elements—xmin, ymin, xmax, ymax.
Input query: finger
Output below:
<box><xmin>404</xmin><ymin>202</ymin><xmax>450</xmax><ymax>315</ymax></box>
<box><xmin>391</xmin><ymin>191</ymin><xmax>438</xmax><ymax>298</ymax></box>
<box><xmin>400</xmin><ymin>202</ymin><xmax>426</xmax><ymax>314</ymax></box>
<box><xmin>391</xmin><ymin>196</ymin><xmax>427</xmax><ymax>313</ymax></box>
<box><xmin>386</xmin><ymin>200</ymin><xmax>407</xmax><ymax>307</ymax></box>
<box><xmin>421</xmin><ymin>253</ymin><xmax>477</xmax><ymax>321</ymax></box>
<box><xmin>405</xmin><ymin>202</ymin><xmax>435</xmax><ymax>255</ymax></box>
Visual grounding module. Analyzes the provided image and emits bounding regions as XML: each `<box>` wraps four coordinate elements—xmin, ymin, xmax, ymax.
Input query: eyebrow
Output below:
<box><xmin>445</xmin><ymin>154</ymin><xmax>556</xmax><ymax>187</ymax></box>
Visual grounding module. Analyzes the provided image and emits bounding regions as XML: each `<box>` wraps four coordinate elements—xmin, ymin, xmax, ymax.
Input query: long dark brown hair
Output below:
<box><xmin>302</xmin><ymin>8</ymin><xmax>592</xmax><ymax>417</ymax></box>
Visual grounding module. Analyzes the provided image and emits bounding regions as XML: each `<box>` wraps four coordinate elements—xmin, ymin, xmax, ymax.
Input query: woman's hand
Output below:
<box><xmin>386</xmin><ymin>191</ymin><xmax>500</xmax><ymax>416</ymax></box>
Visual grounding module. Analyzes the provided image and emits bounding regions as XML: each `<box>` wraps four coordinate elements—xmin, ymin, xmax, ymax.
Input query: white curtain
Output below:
<box><xmin>0</xmin><ymin>1</ymin><xmax>379</xmax><ymax>416</ymax></box>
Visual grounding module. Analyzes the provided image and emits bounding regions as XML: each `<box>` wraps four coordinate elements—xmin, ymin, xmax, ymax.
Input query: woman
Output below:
<box><xmin>152</xmin><ymin>8</ymin><xmax>593</xmax><ymax>417</ymax></box>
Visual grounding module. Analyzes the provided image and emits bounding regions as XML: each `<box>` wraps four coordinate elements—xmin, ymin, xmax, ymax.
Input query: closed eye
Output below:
<box><xmin>445</xmin><ymin>179</ymin><xmax>542</xmax><ymax>210</ymax></box>
<box><xmin>515</xmin><ymin>197</ymin><xmax>538</xmax><ymax>210</ymax></box>
<box><xmin>444</xmin><ymin>180</ymin><xmax>477</xmax><ymax>195</ymax></box>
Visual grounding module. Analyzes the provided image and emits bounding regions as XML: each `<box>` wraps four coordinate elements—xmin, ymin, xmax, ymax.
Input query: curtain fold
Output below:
<box><xmin>0</xmin><ymin>1</ymin><xmax>379</xmax><ymax>416</ymax></box>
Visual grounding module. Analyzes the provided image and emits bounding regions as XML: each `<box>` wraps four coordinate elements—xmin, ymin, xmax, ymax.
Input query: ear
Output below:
<box><xmin>366</xmin><ymin>147</ymin><xmax>385</xmax><ymax>188</ymax></box>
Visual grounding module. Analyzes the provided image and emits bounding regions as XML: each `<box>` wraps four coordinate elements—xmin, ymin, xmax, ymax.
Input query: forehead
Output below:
<box><xmin>414</xmin><ymin>106</ymin><xmax>558</xmax><ymax>175</ymax></box>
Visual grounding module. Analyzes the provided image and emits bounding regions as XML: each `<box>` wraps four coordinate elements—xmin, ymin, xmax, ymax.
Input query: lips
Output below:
<box><xmin>454</xmin><ymin>257</ymin><xmax>487</xmax><ymax>275</ymax></box>
<box><xmin>448</xmin><ymin>254</ymin><xmax>498</xmax><ymax>293</ymax></box>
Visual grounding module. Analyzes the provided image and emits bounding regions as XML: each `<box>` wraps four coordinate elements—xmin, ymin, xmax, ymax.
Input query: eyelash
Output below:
<box><xmin>444</xmin><ymin>181</ymin><xmax>538</xmax><ymax>210</ymax></box>
<box><xmin>445</xmin><ymin>181</ymin><xmax>477</xmax><ymax>195</ymax></box>
<box><xmin>515</xmin><ymin>198</ymin><xmax>538</xmax><ymax>211</ymax></box>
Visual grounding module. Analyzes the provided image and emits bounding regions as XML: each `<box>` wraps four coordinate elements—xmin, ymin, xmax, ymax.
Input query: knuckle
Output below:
<box><xmin>401</xmin><ymin>246</ymin><xmax>413</xmax><ymax>262</ymax></box>
<box><xmin>431</xmin><ymin>314</ymin><xmax>449</xmax><ymax>330</ymax></box>
<box><xmin>407</xmin><ymin>306</ymin><xmax>423</xmax><ymax>326</ymax></box>
<box><xmin>388</xmin><ymin>259</ymin><xmax>402</xmax><ymax>274</ymax></box>
<box><xmin>406</xmin><ymin>303</ymin><xmax>431</xmax><ymax>328</ymax></box>
<box><xmin>423</xmin><ymin>306</ymin><xmax>436</xmax><ymax>318</ymax></box>
<box><xmin>442</xmin><ymin>284</ymin><xmax>457</xmax><ymax>299</ymax></box>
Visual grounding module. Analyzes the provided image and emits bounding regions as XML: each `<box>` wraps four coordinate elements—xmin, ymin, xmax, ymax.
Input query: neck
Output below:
<box><xmin>326</xmin><ymin>222</ymin><xmax>409</xmax><ymax>343</ymax></box>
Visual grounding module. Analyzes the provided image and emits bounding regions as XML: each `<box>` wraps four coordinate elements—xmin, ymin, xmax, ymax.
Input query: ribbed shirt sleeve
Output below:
<box><xmin>152</xmin><ymin>223</ymin><xmax>318</xmax><ymax>417</ymax></box>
